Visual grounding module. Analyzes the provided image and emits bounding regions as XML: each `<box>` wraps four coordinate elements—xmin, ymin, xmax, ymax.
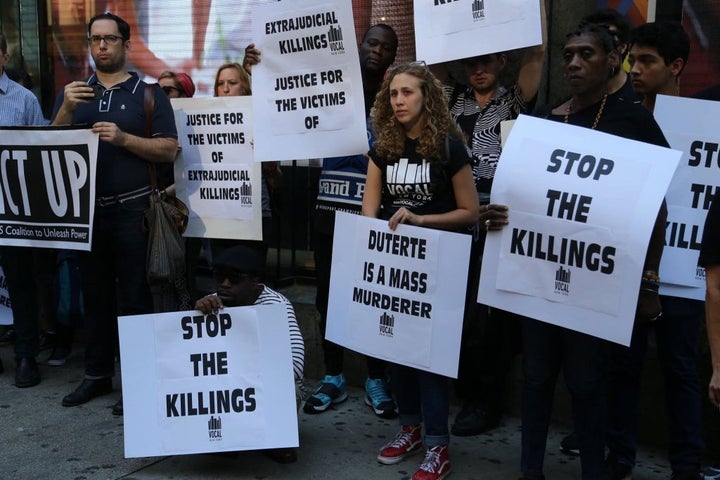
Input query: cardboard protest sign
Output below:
<box><xmin>251</xmin><ymin>0</ymin><xmax>367</xmax><ymax>160</ymax></box>
<box><xmin>326</xmin><ymin>212</ymin><xmax>470</xmax><ymax>378</ymax></box>
<box><xmin>478</xmin><ymin>115</ymin><xmax>680</xmax><ymax>345</ymax></box>
<box><xmin>119</xmin><ymin>305</ymin><xmax>297</xmax><ymax>457</ymax></box>
<box><xmin>0</xmin><ymin>127</ymin><xmax>97</xmax><ymax>250</ymax></box>
<box><xmin>654</xmin><ymin>95</ymin><xmax>720</xmax><ymax>300</ymax></box>
<box><xmin>171</xmin><ymin>97</ymin><xmax>262</xmax><ymax>240</ymax></box>
<box><xmin>414</xmin><ymin>0</ymin><xmax>542</xmax><ymax>64</ymax></box>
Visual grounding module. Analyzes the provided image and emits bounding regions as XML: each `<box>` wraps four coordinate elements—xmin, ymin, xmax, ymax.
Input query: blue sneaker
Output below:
<box><xmin>303</xmin><ymin>374</ymin><xmax>347</xmax><ymax>414</ymax></box>
<box><xmin>365</xmin><ymin>377</ymin><xmax>398</xmax><ymax>419</ymax></box>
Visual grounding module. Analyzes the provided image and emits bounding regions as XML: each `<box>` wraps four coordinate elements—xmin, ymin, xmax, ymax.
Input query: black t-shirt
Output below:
<box><xmin>544</xmin><ymin>94</ymin><xmax>669</xmax><ymax>148</ymax></box>
<box><xmin>369</xmin><ymin>136</ymin><xmax>471</xmax><ymax>221</ymax></box>
<box><xmin>700</xmin><ymin>191</ymin><xmax>720</xmax><ymax>267</ymax></box>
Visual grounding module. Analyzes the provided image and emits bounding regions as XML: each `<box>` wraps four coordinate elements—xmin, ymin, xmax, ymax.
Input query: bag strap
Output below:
<box><xmin>144</xmin><ymin>83</ymin><xmax>159</xmax><ymax>191</ymax></box>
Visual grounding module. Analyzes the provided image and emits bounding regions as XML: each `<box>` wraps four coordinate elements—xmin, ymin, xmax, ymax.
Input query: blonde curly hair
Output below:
<box><xmin>370</xmin><ymin>62</ymin><xmax>463</xmax><ymax>164</ymax></box>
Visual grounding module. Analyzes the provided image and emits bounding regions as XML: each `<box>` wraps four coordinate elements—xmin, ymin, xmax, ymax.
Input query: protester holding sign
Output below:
<box><xmin>604</xmin><ymin>22</ymin><xmax>704</xmax><ymax>480</ymax></box>
<box><xmin>194</xmin><ymin>245</ymin><xmax>305</xmax><ymax>464</ymax></box>
<box><xmin>0</xmin><ymin>29</ymin><xmax>48</xmax><ymax>387</ymax></box>
<box><xmin>363</xmin><ymin>62</ymin><xmax>478</xmax><ymax>480</ymax></box>
<box><xmin>505</xmin><ymin>23</ymin><xmax>669</xmax><ymax>480</ymax></box>
<box><xmin>212</xmin><ymin>58</ymin><xmax>280</xmax><ymax>266</ymax></box>
<box><xmin>703</xmin><ymin>191</ymin><xmax>720</xmax><ymax>406</ymax></box>
<box><xmin>51</xmin><ymin>13</ymin><xmax>178</xmax><ymax>412</ymax></box>
<box><xmin>428</xmin><ymin>0</ymin><xmax>547</xmax><ymax>437</ymax></box>
<box><xmin>308</xmin><ymin>24</ymin><xmax>400</xmax><ymax>419</ymax></box>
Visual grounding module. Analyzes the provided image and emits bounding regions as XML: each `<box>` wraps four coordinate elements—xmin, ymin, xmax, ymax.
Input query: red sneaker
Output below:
<box><xmin>413</xmin><ymin>445</ymin><xmax>451</xmax><ymax>480</ymax></box>
<box><xmin>377</xmin><ymin>425</ymin><xmax>422</xmax><ymax>465</ymax></box>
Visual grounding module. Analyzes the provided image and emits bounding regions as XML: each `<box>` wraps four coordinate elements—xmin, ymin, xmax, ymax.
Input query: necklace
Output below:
<box><xmin>564</xmin><ymin>92</ymin><xmax>608</xmax><ymax>130</ymax></box>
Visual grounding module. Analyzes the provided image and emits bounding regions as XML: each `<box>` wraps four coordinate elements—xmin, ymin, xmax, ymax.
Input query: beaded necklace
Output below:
<box><xmin>564</xmin><ymin>92</ymin><xmax>608</xmax><ymax>130</ymax></box>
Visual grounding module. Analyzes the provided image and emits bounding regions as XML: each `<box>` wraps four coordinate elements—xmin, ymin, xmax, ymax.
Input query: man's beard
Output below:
<box><xmin>94</xmin><ymin>56</ymin><xmax>124</xmax><ymax>74</ymax></box>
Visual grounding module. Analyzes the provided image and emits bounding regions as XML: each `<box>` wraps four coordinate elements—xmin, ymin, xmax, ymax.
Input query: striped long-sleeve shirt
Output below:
<box><xmin>254</xmin><ymin>285</ymin><xmax>305</xmax><ymax>394</ymax></box>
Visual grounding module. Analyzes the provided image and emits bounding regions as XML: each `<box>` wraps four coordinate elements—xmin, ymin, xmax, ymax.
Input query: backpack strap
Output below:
<box><xmin>143</xmin><ymin>83</ymin><xmax>158</xmax><ymax>191</ymax></box>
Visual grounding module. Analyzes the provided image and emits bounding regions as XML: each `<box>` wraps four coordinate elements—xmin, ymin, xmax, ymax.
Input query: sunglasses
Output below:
<box><xmin>161</xmin><ymin>85</ymin><xmax>180</xmax><ymax>95</ymax></box>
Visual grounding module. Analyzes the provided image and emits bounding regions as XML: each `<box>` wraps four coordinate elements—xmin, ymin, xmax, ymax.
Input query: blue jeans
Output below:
<box><xmin>80</xmin><ymin>196</ymin><xmax>152</xmax><ymax>378</ymax></box>
<box><xmin>606</xmin><ymin>296</ymin><xmax>704</xmax><ymax>473</ymax></box>
<box><xmin>521</xmin><ymin>319</ymin><xmax>606</xmax><ymax>480</ymax></box>
<box><xmin>390</xmin><ymin>363</ymin><xmax>450</xmax><ymax>447</ymax></box>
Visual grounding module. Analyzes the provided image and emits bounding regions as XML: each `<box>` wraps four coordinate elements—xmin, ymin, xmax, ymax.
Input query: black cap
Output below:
<box><xmin>213</xmin><ymin>245</ymin><xmax>262</xmax><ymax>275</ymax></box>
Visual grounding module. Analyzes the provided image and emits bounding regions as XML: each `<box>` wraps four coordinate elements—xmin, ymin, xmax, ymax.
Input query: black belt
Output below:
<box><xmin>96</xmin><ymin>185</ymin><xmax>152</xmax><ymax>206</ymax></box>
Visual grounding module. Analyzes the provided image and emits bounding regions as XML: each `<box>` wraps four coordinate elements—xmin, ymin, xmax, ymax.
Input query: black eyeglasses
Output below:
<box><xmin>213</xmin><ymin>270</ymin><xmax>252</xmax><ymax>284</ymax></box>
<box><xmin>88</xmin><ymin>35</ymin><xmax>123</xmax><ymax>46</ymax></box>
<box><xmin>161</xmin><ymin>85</ymin><xmax>180</xmax><ymax>95</ymax></box>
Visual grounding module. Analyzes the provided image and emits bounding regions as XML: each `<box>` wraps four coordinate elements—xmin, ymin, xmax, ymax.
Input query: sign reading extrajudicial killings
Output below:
<box><xmin>478</xmin><ymin>115</ymin><xmax>681</xmax><ymax>346</ymax></box>
<box><xmin>414</xmin><ymin>0</ymin><xmax>542</xmax><ymax>65</ymax></box>
<box><xmin>251</xmin><ymin>0</ymin><xmax>368</xmax><ymax>161</ymax></box>
<box><xmin>654</xmin><ymin>95</ymin><xmax>720</xmax><ymax>301</ymax></box>
<box><xmin>171</xmin><ymin>97</ymin><xmax>262</xmax><ymax>240</ymax></box>
<box><xmin>0</xmin><ymin>128</ymin><xmax>98</xmax><ymax>250</ymax></box>
<box><xmin>119</xmin><ymin>305</ymin><xmax>297</xmax><ymax>457</ymax></box>
<box><xmin>326</xmin><ymin>213</ymin><xmax>471</xmax><ymax>378</ymax></box>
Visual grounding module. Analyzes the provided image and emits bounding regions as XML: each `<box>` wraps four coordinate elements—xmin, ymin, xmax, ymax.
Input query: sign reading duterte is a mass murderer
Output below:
<box><xmin>118</xmin><ymin>305</ymin><xmax>297</xmax><ymax>458</ymax></box>
<box><xmin>478</xmin><ymin>115</ymin><xmax>681</xmax><ymax>346</ymax></box>
<box><xmin>0</xmin><ymin>127</ymin><xmax>98</xmax><ymax>250</ymax></box>
<box><xmin>326</xmin><ymin>213</ymin><xmax>471</xmax><ymax>378</ymax></box>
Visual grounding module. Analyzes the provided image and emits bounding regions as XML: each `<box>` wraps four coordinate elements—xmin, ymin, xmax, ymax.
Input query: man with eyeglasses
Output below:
<box><xmin>51</xmin><ymin>13</ymin><xmax>178</xmax><ymax>412</ymax></box>
<box><xmin>194</xmin><ymin>245</ymin><xmax>305</xmax><ymax>464</ymax></box>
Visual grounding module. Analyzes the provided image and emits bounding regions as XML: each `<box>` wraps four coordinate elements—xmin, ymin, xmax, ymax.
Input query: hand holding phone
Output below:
<box><xmin>90</xmin><ymin>83</ymin><xmax>104</xmax><ymax>99</ymax></box>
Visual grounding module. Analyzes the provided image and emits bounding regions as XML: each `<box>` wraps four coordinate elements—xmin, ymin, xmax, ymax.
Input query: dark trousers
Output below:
<box><xmin>313</xmin><ymin>227</ymin><xmax>385</xmax><ymax>378</ymax></box>
<box><xmin>606</xmin><ymin>296</ymin><xmax>704</xmax><ymax>473</ymax></box>
<box><xmin>1</xmin><ymin>247</ymin><xmax>40</xmax><ymax>360</ymax></box>
<box><xmin>80</xmin><ymin>197</ymin><xmax>152</xmax><ymax>378</ymax></box>
<box><xmin>455</xmin><ymin>231</ymin><xmax>521</xmax><ymax>415</ymax></box>
<box><xmin>521</xmin><ymin>319</ymin><xmax>606</xmax><ymax>480</ymax></box>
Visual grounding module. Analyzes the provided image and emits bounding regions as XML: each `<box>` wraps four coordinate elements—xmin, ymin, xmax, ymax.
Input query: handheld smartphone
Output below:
<box><xmin>91</xmin><ymin>83</ymin><xmax>104</xmax><ymax>99</ymax></box>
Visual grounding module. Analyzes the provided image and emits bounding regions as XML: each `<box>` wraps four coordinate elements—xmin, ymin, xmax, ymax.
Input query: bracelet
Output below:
<box><xmin>641</xmin><ymin>270</ymin><xmax>660</xmax><ymax>288</ymax></box>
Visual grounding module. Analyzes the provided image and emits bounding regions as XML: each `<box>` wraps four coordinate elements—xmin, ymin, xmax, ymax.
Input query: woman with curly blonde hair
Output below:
<box><xmin>363</xmin><ymin>62</ymin><xmax>478</xmax><ymax>480</ymax></box>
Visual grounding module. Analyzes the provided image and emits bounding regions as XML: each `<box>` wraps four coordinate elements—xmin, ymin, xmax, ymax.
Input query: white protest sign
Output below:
<box><xmin>326</xmin><ymin>212</ymin><xmax>470</xmax><ymax>378</ymax></box>
<box><xmin>654</xmin><ymin>95</ymin><xmax>720</xmax><ymax>301</ymax></box>
<box><xmin>119</xmin><ymin>305</ymin><xmax>297</xmax><ymax>458</ymax></box>
<box><xmin>478</xmin><ymin>115</ymin><xmax>681</xmax><ymax>346</ymax></box>
<box><xmin>251</xmin><ymin>0</ymin><xmax>368</xmax><ymax>161</ymax></box>
<box><xmin>0</xmin><ymin>128</ymin><xmax>97</xmax><ymax>250</ymax></box>
<box><xmin>171</xmin><ymin>97</ymin><xmax>262</xmax><ymax>240</ymax></box>
<box><xmin>414</xmin><ymin>0</ymin><xmax>542</xmax><ymax>65</ymax></box>
<box><xmin>0</xmin><ymin>266</ymin><xmax>12</xmax><ymax>325</ymax></box>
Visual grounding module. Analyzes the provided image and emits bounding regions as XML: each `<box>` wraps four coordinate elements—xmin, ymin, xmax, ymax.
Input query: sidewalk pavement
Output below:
<box><xmin>0</xmin><ymin>346</ymin><xmax>672</xmax><ymax>480</ymax></box>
